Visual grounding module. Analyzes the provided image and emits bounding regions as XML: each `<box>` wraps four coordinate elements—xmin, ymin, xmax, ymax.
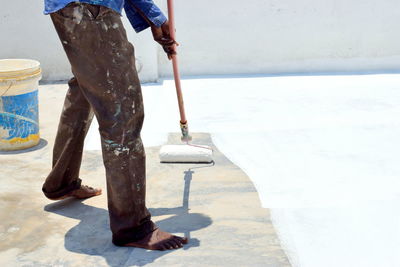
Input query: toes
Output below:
<box><xmin>165</xmin><ymin>240</ymin><xmax>177</xmax><ymax>250</ymax></box>
<box><xmin>169</xmin><ymin>239</ymin><xmax>180</xmax><ymax>249</ymax></box>
<box><xmin>158</xmin><ymin>244</ymin><xmax>168</xmax><ymax>251</ymax></box>
<box><xmin>157</xmin><ymin>240</ymin><xmax>173</xmax><ymax>251</ymax></box>
<box><xmin>174</xmin><ymin>239</ymin><xmax>183</xmax><ymax>248</ymax></box>
<box><xmin>173</xmin><ymin>235</ymin><xmax>188</xmax><ymax>245</ymax></box>
<box><xmin>159</xmin><ymin>238</ymin><xmax>182</xmax><ymax>250</ymax></box>
<box><xmin>172</xmin><ymin>237</ymin><xmax>183</xmax><ymax>247</ymax></box>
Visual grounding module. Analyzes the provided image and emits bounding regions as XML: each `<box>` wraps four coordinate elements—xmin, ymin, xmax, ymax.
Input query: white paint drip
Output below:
<box><xmin>101</xmin><ymin>22</ymin><xmax>108</xmax><ymax>31</ymax></box>
<box><xmin>71</xmin><ymin>8</ymin><xmax>83</xmax><ymax>24</ymax></box>
<box><xmin>113</xmin><ymin>147</ymin><xmax>130</xmax><ymax>156</ymax></box>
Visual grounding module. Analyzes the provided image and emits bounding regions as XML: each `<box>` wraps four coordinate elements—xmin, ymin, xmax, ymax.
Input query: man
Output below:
<box><xmin>41</xmin><ymin>0</ymin><xmax>187</xmax><ymax>250</ymax></box>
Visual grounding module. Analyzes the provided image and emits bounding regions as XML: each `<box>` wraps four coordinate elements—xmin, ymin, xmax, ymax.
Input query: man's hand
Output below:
<box><xmin>151</xmin><ymin>20</ymin><xmax>178</xmax><ymax>60</ymax></box>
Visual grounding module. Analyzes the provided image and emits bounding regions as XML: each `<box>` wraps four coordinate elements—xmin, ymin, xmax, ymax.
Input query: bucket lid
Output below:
<box><xmin>0</xmin><ymin>59</ymin><xmax>41</xmax><ymax>81</ymax></box>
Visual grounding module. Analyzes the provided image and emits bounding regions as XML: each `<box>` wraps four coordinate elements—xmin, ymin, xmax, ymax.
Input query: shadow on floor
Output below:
<box><xmin>44</xmin><ymin>167</ymin><xmax>212</xmax><ymax>267</ymax></box>
<box><xmin>0</xmin><ymin>138</ymin><xmax>48</xmax><ymax>155</ymax></box>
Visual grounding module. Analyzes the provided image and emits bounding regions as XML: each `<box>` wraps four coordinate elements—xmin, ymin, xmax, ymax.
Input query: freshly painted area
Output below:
<box><xmin>85</xmin><ymin>73</ymin><xmax>400</xmax><ymax>267</ymax></box>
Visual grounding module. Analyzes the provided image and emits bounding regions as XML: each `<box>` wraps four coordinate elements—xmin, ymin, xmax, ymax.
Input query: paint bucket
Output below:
<box><xmin>0</xmin><ymin>59</ymin><xmax>42</xmax><ymax>151</ymax></box>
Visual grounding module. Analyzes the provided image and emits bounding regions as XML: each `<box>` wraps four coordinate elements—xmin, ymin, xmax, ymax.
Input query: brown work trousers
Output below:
<box><xmin>42</xmin><ymin>3</ymin><xmax>156</xmax><ymax>246</ymax></box>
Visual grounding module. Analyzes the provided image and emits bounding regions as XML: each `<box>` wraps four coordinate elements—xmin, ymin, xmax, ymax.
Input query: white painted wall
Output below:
<box><xmin>1</xmin><ymin>0</ymin><xmax>400</xmax><ymax>82</ymax></box>
<box><xmin>158</xmin><ymin>0</ymin><xmax>400</xmax><ymax>77</ymax></box>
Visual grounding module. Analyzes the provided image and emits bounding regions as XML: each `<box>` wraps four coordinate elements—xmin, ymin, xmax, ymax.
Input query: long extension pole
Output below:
<box><xmin>167</xmin><ymin>0</ymin><xmax>191</xmax><ymax>141</ymax></box>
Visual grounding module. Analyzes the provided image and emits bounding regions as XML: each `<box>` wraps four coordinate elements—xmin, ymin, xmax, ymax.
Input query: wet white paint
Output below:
<box><xmin>85</xmin><ymin>74</ymin><xmax>400</xmax><ymax>267</ymax></box>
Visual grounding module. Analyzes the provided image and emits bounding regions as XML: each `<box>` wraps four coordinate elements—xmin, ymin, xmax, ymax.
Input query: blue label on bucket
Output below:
<box><xmin>0</xmin><ymin>90</ymin><xmax>39</xmax><ymax>140</ymax></box>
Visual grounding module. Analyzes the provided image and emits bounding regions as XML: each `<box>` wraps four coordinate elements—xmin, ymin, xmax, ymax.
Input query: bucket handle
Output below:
<box><xmin>0</xmin><ymin>80</ymin><xmax>15</xmax><ymax>97</ymax></box>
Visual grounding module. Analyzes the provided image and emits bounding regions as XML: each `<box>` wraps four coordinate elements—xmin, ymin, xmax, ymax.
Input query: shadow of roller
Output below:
<box><xmin>150</xmin><ymin>163</ymin><xmax>214</xmax><ymax>249</ymax></box>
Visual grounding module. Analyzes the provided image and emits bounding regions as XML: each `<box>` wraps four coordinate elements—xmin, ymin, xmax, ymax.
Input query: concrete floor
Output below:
<box><xmin>3</xmin><ymin>73</ymin><xmax>400</xmax><ymax>267</ymax></box>
<box><xmin>0</xmin><ymin>83</ymin><xmax>290</xmax><ymax>266</ymax></box>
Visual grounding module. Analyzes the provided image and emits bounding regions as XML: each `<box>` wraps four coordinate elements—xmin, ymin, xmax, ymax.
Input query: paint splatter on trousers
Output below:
<box><xmin>42</xmin><ymin>3</ymin><xmax>156</xmax><ymax>245</ymax></box>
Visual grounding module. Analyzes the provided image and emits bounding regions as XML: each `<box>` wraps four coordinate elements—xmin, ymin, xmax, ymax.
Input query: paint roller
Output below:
<box><xmin>159</xmin><ymin>0</ymin><xmax>213</xmax><ymax>163</ymax></box>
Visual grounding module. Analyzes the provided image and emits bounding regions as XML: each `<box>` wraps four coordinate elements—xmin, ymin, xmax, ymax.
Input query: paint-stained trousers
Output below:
<box><xmin>41</xmin><ymin>3</ymin><xmax>156</xmax><ymax>246</ymax></box>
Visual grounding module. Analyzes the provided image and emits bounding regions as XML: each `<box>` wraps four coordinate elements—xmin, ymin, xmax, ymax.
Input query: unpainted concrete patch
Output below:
<box><xmin>0</xmin><ymin>131</ymin><xmax>290</xmax><ymax>266</ymax></box>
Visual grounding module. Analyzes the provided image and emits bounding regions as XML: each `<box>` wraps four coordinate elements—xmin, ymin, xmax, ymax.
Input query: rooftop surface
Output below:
<box><xmin>2</xmin><ymin>73</ymin><xmax>400</xmax><ymax>266</ymax></box>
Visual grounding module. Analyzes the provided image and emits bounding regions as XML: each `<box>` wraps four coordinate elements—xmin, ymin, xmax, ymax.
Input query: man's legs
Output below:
<box><xmin>46</xmin><ymin>3</ymin><xmax>186</xmax><ymax>249</ymax></box>
<box><xmin>42</xmin><ymin>77</ymin><xmax>96</xmax><ymax>199</ymax></box>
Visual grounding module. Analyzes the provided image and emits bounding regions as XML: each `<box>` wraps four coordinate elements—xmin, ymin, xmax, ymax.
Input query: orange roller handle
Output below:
<box><xmin>167</xmin><ymin>0</ymin><xmax>191</xmax><ymax>141</ymax></box>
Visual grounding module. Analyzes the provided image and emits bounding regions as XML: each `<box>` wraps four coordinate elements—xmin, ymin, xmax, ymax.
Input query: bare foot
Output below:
<box><xmin>122</xmin><ymin>228</ymin><xmax>188</xmax><ymax>250</ymax></box>
<box><xmin>49</xmin><ymin>185</ymin><xmax>102</xmax><ymax>200</ymax></box>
